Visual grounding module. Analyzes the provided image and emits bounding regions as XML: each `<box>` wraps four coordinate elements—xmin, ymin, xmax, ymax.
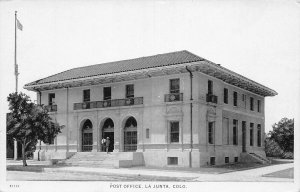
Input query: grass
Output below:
<box><xmin>262</xmin><ymin>168</ymin><xmax>294</xmax><ymax>179</ymax></box>
<box><xmin>130</xmin><ymin>162</ymin><xmax>268</xmax><ymax>174</ymax></box>
<box><xmin>7</xmin><ymin>165</ymin><xmax>57</xmax><ymax>172</ymax></box>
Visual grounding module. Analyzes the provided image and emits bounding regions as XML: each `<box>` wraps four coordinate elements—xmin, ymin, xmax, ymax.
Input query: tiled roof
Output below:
<box><xmin>25</xmin><ymin>50</ymin><xmax>204</xmax><ymax>86</ymax></box>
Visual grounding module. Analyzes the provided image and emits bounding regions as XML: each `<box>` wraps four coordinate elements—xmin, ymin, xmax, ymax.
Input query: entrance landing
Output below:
<box><xmin>59</xmin><ymin>152</ymin><xmax>144</xmax><ymax>168</ymax></box>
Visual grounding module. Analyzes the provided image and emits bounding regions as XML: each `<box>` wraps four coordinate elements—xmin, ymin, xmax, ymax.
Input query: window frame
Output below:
<box><xmin>167</xmin><ymin>157</ymin><xmax>178</xmax><ymax>165</ymax></box>
<box><xmin>233</xmin><ymin>91</ymin><xmax>238</xmax><ymax>107</ymax></box>
<box><xmin>83</xmin><ymin>89</ymin><xmax>90</xmax><ymax>102</ymax></box>
<box><xmin>225</xmin><ymin>157</ymin><xmax>229</xmax><ymax>164</ymax></box>
<box><xmin>103</xmin><ymin>87</ymin><xmax>111</xmax><ymax>100</ymax></box>
<box><xmin>242</xmin><ymin>94</ymin><xmax>246</xmax><ymax>109</ymax></box>
<box><xmin>170</xmin><ymin>121</ymin><xmax>180</xmax><ymax>143</ymax></box>
<box><xmin>257</xmin><ymin>100</ymin><xmax>261</xmax><ymax>112</ymax></box>
<box><xmin>250</xmin><ymin>123</ymin><xmax>254</xmax><ymax>146</ymax></box>
<box><xmin>257</xmin><ymin>124</ymin><xmax>262</xmax><ymax>147</ymax></box>
<box><xmin>169</xmin><ymin>78</ymin><xmax>180</xmax><ymax>94</ymax></box>
<box><xmin>48</xmin><ymin>93</ymin><xmax>55</xmax><ymax>106</ymax></box>
<box><xmin>223</xmin><ymin>88</ymin><xmax>228</xmax><ymax>104</ymax></box>
<box><xmin>208</xmin><ymin>122</ymin><xmax>214</xmax><ymax>144</ymax></box>
<box><xmin>250</xmin><ymin>97</ymin><xmax>254</xmax><ymax>111</ymax></box>
<box><xmin>208</xmin><ymin>80</ymin><xmax>213</xmax><ymax>95</ymax></box>
<box><xmin>126</xmin><ymin>84</ymin><xmax>134</xmax><ymax>98</ymax></box>
<box><xmin>146</xmin><ymin>128</ymin><xmax>150</xmax><ymax>139</ymax></box>
<box><xmin>233</xmin><ymin>119</ymin><xmax>238</xmax><ymax>145</ymax></box>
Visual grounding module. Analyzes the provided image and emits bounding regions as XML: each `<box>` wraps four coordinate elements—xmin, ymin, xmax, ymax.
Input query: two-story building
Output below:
<box><xmin>24</xmin><ymin>50</ymin><xmax>277</xmax><ymax>167</ymax></box>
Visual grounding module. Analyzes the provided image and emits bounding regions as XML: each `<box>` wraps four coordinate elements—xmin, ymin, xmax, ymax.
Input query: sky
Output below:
<box><xmin>0</xmin><ymin>0</ymin><xmax>299</xmax><ymax>133</ymax></box>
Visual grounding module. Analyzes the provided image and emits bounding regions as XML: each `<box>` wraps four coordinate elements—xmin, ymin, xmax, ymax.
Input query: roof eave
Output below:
<box><xmin>24</xmin><ymin>61</ymin><xmax>277</xmax><ymax>97</ymax></box>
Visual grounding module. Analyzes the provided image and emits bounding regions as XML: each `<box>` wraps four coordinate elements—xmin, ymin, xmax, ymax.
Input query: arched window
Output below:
<box><xmin>82</xmin><ymin>119</ymin><xmax>93</xmax><ymax>152</ymax></box>
<box><xmin>124</xmin><ymin>117</ymin><xmax>137</xmax><ymax>152</ymax></box>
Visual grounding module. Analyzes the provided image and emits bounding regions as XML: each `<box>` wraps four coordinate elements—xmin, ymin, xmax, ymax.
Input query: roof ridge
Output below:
<box><xmin>65</xmin><ymin>50</ymin><xmax>189</xmax><ymax>71</ymax></box>
<box><xmin>25</xmin><ymin>50</ymin><xmax>194</xmax><ymax>86</ymax></box>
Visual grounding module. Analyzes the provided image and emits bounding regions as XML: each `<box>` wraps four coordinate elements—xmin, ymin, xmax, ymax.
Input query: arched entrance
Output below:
<box><xmin>82</xmin><ymin>119</ymin><xmax>93</xmax><ymax>152</ymax></box>
<box><xmin>124</xmin><ymin>116</ymin><xmax>137</xmax><ymax>152</ymax></box>
<box><xmin>102</xmin><ymin>118</ymin><xmax>114</xmax><ymax>152</ymax></box>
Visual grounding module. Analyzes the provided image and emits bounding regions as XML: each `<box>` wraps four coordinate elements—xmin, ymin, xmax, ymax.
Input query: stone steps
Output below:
<box><xmin>249</xmin><ymin>153</ymin><xmax>270</xmax><ymax>164</ymax></box>
<box><xmin>60</xmin><ymin>152</ymin><xmax>137</xmax><ymax>168</ymax></box>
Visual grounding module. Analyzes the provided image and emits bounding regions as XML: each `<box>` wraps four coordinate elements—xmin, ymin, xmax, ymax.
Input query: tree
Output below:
<box><xmin>266</xmin><ymin>117</ymin><xmax>294</xmax><ymax>158</ymax></box>
<box><xmin>7</xmin><ymin>92</ymin><xmax>63</xmax><ymax>166</ymax></box>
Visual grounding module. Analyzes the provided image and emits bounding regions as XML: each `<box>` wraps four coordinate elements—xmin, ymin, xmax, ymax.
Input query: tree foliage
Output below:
<box><xmin>265</xmin><ymin>117</ymin><xmax>294</xmax><ymax>159</ymax></box>
<box><xmin>269</xmin><ymin>118</ymin><xmax>294</xmax><ymax>153</ymax></box>
<box><xmin>7</xmin><ymin>92</ymin><xmax>63</xmax><ymax>166</ymax></box>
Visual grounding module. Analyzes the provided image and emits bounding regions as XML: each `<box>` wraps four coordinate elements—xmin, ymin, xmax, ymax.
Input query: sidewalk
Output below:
<box><xmin>7</xmin><ymin>160</ymin><xmax>294</xmax><ymax>182</ymax></box>
<box><xmin>43</xmin><ymin>163</ymin><xmax>293</xmax><ymax>182</ymax></box>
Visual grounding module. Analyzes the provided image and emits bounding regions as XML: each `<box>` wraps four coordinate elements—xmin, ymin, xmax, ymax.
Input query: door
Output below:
<box><xmin>103</xmin><ymin>132</ymin><xmax>114</xmax><ymax>152</ymax></box>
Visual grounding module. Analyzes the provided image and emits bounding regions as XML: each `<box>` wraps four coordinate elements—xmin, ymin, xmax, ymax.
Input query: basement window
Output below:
<box><xmin>167</xmin><ymin>157</ymin><xmax>178</xmax><ymax>165</ymax></box>
<box><xmin>210</xmin><ymin>157</ymin><xmax>215</xmax><ymax>165</ymax></box>
<box><xmin>225</xmin><ymin>157</ymin><xmax>229</xmax><ymax>164</ymax></box>
<box><xmin>234</xmin><ymin>157</ymin><xmax>238</xmax><ymax>162</ymax></box>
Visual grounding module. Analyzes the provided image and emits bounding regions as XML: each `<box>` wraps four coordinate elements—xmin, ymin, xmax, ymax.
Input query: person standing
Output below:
<box><xmin>101</xmin><ymin>137</ymin><xmax>106</xmax><ymax>152</ymax></box>
<box><xmin>106</xmin><ymin>137</ymin><xmax>110</xmax><ymax>154</ymax></box>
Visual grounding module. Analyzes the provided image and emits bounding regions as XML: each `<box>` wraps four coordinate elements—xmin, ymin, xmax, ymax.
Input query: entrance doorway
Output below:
<box><xmin>124</xmin><ymin>117</ymin><xmax>137</xmax><ymax>152</ymax></box>
<box><xmin>102</xmin><ymin>118</ymin><xmax>114</xmax><ymax>152</ymax></box>
<box><xmin>82</xmin><ymin>119</ymin><xmax>93</xmax><ymax>152</ymax></box>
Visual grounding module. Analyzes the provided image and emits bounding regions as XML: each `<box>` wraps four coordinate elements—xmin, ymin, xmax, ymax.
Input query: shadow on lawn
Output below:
<box><xmin>7</xmin><ymin>164</ymin><xmax>64</xmax><ymax>172</ymax></box>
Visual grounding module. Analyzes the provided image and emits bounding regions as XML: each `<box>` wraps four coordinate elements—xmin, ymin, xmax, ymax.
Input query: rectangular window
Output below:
<box><xmin>103</xmin><ymin>87</ymin><xmax>111</xmax><ymax>100</ymax></box>
<box><xmin>233</xmin><ymin>119</ymin><xmax>238</xmax><ymax>145</ymax></box>
<box><xmin>233</xmin><ymin>91</ymin><xmax>238</xmax><ymax>106</ymax></box>
<box><xmin>234</xmin><ymin>157</ymin><xmax>238</xmax><ymax>162</ymax></box>
<box><xmin>242</xmin><ymin>94</ymin><xmax>246</xmax><ymax>109</ymax></box>
<box><xmin>208</xmin><ymin>80</ymin><xmax>213</xmax><ymax>94</ymax></box>
<box><xmin>167</xmin><ymin>157</ymin><xmax>178</xmax><ymax>165</ymax></box>
<box><xmin>83</xmin><ymin>89</ymin><xmax>90</xmax><ymax>102</ymax></box>
<box><xmin>126</xmin><ymin>84</ymin><xmax>134</xmax><ymax>98</ymax></box>
<box><xmin>48</xmin><ymin>93</ymin><xmax>55</xmax><ymax>105</ymax></box>
<box><xmin>225</xmin><ymin>157</ymin><xmax>229</xmax><ymax>164</ymax></box>
<box><xmin>208</xmin><ymin>122</ymin><xmax>214</xmax><ymax>144</ymax></box>
<box><xmin>257</xmin><ymin>100</ymin><xmax>261</xmax><ymax>112</ymax></box>
<box><xmin>250</xmin><ymin>97</ymin><xmax>254</xmax><ymax>111</ymax></box>
<box><xmin>170</xmin><ymin>121</ymin><xmax>179</xmax><ymax>143</ymax></box>
<box><xmin>257</xmin><ymin>124</ymin><xmax>261</xmax><ymax>147</ymax></box>
<box><xmin>222</xmin><ymin>118</ymin><xmax>229</xmax><ymax>145</ymax></box>
<box><xmin>210</xmin><ymin>157</ymin><xmax>215</xmax><ymax>165</ymax></box>
<box><xmin>250</xmin><ymin>123</ymin><xmax>254</xmax><ymax>146</ymax></box>
<box><xmin>146</xmin><ymin>128</ymin><xmax>150</xmax><ymax>139</ymax></box>
<box><xmin>223</xmin><ymin>88</ymin><xmax>228</xmax><ymax>104</ymax></box>
<box><xmin>170</xmin><ymin>79</ymin><xmax>180</xmax><ymax>94</ymax></box>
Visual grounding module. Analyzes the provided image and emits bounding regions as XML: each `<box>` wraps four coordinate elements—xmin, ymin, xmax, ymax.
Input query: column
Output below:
<box><xmin>13</xmin><ymin>140</ymin><xmax>17</xmax><ymax>160</ymax></box>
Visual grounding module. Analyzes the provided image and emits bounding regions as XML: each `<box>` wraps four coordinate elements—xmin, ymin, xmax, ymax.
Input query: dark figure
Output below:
<box><xmin>106</xmin><ymin>137</ymin><xmax>110</xmax><ymax>154</ymax></box>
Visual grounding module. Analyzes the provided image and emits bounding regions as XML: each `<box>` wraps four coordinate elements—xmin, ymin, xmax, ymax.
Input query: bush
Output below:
<box><xmin>265</xmin><ymin>137</ymin><xmax>294</xmax><ymax>159</ymax></box>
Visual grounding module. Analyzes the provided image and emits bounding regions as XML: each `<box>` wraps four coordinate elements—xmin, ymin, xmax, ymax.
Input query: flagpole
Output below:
<box><xmin>13</xmin><ymin>11</ymin><xmax>18</xmax><ymax>160</ymax></box>
<box><xmin>14</xmin><ymin>11</ymin><xmax>18</xmax><ymax>93</ymax></box>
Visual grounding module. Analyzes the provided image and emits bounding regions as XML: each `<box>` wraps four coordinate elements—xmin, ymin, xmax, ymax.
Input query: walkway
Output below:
<box><xmin>6</xmin><ymin>160</ymin><xmax>294</xmax><ymax>182</ymax></box>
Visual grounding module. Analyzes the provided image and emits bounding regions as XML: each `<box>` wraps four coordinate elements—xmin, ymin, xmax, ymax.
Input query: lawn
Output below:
<box><xmin>262</xmin><ymin>168</ymin><xmax>294</xmax><ymax>179</ymax></box>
